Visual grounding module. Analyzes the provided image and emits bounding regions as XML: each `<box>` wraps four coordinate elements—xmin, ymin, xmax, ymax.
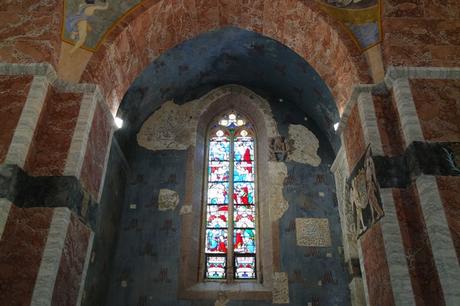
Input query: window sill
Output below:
<box><xmin>180</xmin><ymin>282</ymin><xmax>272</xmax><ymax>300</ymax></box>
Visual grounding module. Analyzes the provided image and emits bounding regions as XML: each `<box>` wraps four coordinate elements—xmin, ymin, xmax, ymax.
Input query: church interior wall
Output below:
<box><xmin>0</xmin><ymin>1</ymin><xmax>459</xmax><ymax>305</ymax></box>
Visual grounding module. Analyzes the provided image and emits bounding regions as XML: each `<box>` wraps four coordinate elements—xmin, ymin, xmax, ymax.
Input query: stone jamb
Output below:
<box><xmin>389</xmin><ymin>77</ymin><xmax>425</xmax><ymax>146</ymax></box>
<box><xmin>97</xmin><ymin>126</ymin><xmax>115</xmax><ymax>202</ymax></box>
<box><xmin>379</xmin><ymin>188</ymin><xmax>416</xmax><ymax>306</ymax></box>
<box><xmin>415</xmin><ymin>175</ymin><xmax>460</xmax><ymax>305</ymax></box>
<box><xmin>356</xmin><ymin>91</ymin><xmax>384</xmax><ymax>156</ymax></box>
<box><xmin>63</xmin><ymin>91</ymin><xmax>99</xmax><ymax>178</ymax></box>
<box><xmin>30</xmin><ymin>207</ymin><xmax>71</xmax><ymax>306</ymax></box>
<box><xmin>357</xmin><ymin>240</ymin><xmax>370</xmax><ymax>306</ymax></box>
<box><xmin>4</xmin><ymin>75</ymin><xmax>50</xmax><ymax>167</ymax></box>
<box><xmin>0</xmin><ymin>198</ymin><xmax>12</xmax><ymax>240</ymax></box>
<box><xmin>76</xmin><ymin>231</ymin><xmax>95</xmax><ymax>306</ymax></box>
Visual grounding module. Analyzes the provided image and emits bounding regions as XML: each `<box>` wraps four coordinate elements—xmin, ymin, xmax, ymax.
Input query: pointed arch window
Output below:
<box><xmin>203</xmin><ymin>111</ymin><xmax>257</xmax><ymax>280</ymax></box>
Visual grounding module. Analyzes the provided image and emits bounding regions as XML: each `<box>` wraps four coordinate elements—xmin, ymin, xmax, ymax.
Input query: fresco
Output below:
<box><xmin>316</xmin><ymin>0</ymin><xmax>381</xmax><ymax>50</ymax></box>
<box><xmin>62</xmin><ymin>0</ymin><xmax>142</xmax><ymax>52</ymax></box>
<box><xmin>62</xmin><ymin>0</ymin><xmax>381</xmax><ymax>53</ymax></box>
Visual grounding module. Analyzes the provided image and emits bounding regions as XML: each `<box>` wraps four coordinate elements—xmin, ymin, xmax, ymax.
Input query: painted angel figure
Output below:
<box><xmin>66</xmin><ymin>0</ymin><xmax>110</xmax><ymax>53</ymax></box>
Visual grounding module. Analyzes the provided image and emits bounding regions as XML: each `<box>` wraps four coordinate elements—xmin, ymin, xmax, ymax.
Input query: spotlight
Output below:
<box><xmin>115</xmin><ymin>117</ymin><xmax>124</xmax><ymax>129</ymax></box>
<box><xmin>333</xmin><ymin>122</ymin><xmax>340</xmax><ymax>131</ymax></box>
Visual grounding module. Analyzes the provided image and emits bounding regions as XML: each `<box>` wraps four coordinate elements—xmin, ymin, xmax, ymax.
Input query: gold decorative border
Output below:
<box><xmin>61</xmin><ymin>0</ymin><xmax>383</xmax><ymax>54</ymax></box>
<box><xmin>315</xmin><ymin>0</ymin><xmax>383</xmax><ymax>52</ymax></box>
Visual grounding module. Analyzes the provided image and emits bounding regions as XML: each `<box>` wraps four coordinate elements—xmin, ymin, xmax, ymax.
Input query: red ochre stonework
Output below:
<box><xmin>344</xmin><ymin>104</ymin><xmax>366</xmax><ymax>170</ymax></box>
<box><xmin>410</xmin><ymin>79</ymin><xmax>460</xmax><ymax>142</ymax></box>
<box><xmin>372</xmin><ymin>93</ymin><xmax>405</xmax><ymax>157</ymax></box>
<box><xmin>52</xmin><ymin>213</ymin><xmax>91</xmax><ymax>306</ymax></box>
<box><xmin>25</xmin><ymin>86</ymin><xmax>83</xmax><ymax>176</ymax></box>
<box><xmin>382</xmin><ymin>0</ymin><xmax>460</xmax><ymax>67</ymax></box>
<box><xmin>0</xmin><ymin>75</ymin><xmax>33</xmax><ymax>163</ymax></box>
<box><xmin>80</xmin><ymin>0</ymin><xmax>370</xmax><ymax>114</ymax></box>
<box><xmin>0</xmin><ymin>205</ymin><xmax>54</xmax><ymax>306</ymax></box>
<box><xmin>0</xmin><ymin>1</ymin><xmax>63</xmax><ymax>69</ymax></box>
<box><xmin>436</xmin><ymin>176</ymin><xmax>460</xmax><ymax>264</ymax></box>
<box><xmin>360</xmin><ymin>223</ymin><xmax>395</xmax><ymax>306</ymax></box>
<box><xmin>80</xmin><ymin>103</ymin><xmax>112</xmax><ymax>199</ymax></box>
<box><xmin>392</xmin><ymin>185</ymin><xmax>445</xmax><ymax>306</ymax></box>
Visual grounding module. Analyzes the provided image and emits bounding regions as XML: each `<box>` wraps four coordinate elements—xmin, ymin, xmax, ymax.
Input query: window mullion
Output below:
<box><xmin>227</xmin><ymin>131</ymin><xmax>235</xmax><ymax>282</ymax></box>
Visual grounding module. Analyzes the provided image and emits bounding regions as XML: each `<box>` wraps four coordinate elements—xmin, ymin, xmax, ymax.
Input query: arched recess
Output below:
<box><xmin>79</xmin><ymin>0</ymin><xmax>371</xmax><ymax>115</ymax></box>
<box><xmin>178</xmin><ymin>85</ymin><xmax>281</xmax><ymax>299</ymax></box>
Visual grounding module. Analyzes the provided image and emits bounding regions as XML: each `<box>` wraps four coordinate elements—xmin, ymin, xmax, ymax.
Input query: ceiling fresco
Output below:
<box><xmin>316</xmin><ymin>0</ymin><xmax>381</xmax><ymax>50</ymax></box>
<box><xmin>61</xmin><ymin>0</ymin><xmax>381</xmax><ymax>54</ymax></box>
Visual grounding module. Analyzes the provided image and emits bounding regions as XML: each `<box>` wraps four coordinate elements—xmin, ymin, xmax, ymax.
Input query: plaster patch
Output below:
<box><xmin>287</xmin><ymin>124</ymin><xmax>321</xmax><ymax>166</ymax></box>
<box><xmin>295</xmin><ymin>218</ymin><xmax>332</xmax><ymax>247</ymax></box>
<box><xmin>273</xmin><ymin>272</ymin><xmax>289</xmax><ymax>304</ymax></box>
<box><xmin>269</xmin><ymin>162</ymin><xmax>289</xmax><ymax>221</ymax></box>
<box><xmin>158</xmin><ymin>189</ymin><xmax>179</xmax><ymax>211</ymax></box>
<box><xmin>179</xmin><ymin>205</ymin><xmax>192</xmax><ymax>215</ymax></box>
<box><xmin>137</xmin><ymin>85</ymin><xmax>280</xmax><ymax>151</ymax></box>
<box><xmin>137</xmin><ymin>100</ymin><xmax>200</xmax><ymax>151</ymax></box>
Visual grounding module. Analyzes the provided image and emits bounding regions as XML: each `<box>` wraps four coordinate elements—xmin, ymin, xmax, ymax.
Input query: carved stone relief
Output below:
<box><xmin>158</xmin><ymin>189</ymin><xmax>180</xmax><ymax>211</ymax></box>
<box><xmin>295</xmin><ymin>218</ymin><xmax>332</xmax><ymax>247</ymax></box>
<box><xmin>287</xmin><ymin>124</ymin><xmax>321</xmax><ymax>167</ymax></box>
<box><xmin>349</xmin><ymin>148</ymin><xmax>384</xmax><ymax>237</ymax></box>
<box><xmin>269</xmin><ymin>162</ymin><xmax>289</xmax><ymax>221</ymax></box>
<box><xmin>273</xmin><ymin>272</ymin><xmax>289</xmax><ymax>304</ymax></box>
<box><xmin>269</xmin><ymin>136</ymin><xmax>290</xmax><ymax>161</ymax></box>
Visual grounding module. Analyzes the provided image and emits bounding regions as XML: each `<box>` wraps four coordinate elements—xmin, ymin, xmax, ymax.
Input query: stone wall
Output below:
<box><xmin>382</xmin><ymin>0</ymin><xmax>460</xmax><ymax>67</ymax></box>
<box><xmin>103</xmin><ymin>88</ymin><xmax>351</xmax><ymax>306</ymax></box>
<box><xmin>0</xmin><ymin>202</ymin><xmax>93</xmax><ymax>306</ymax></box>
<box><xmin>0</xmin><ymin>0</ymin><xmax>63</xmax><ymax>68</ymax></box>
<box><xmin>80</xmin><ymin>0</ymin><xmax>369</xmax><ymax>114</ymax></box>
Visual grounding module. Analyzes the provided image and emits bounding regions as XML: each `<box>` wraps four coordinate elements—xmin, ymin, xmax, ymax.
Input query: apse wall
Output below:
<box><xmin>101</xmin><ymin>88</ymin><xmax>350</xmax><ymax>306</ymax></box>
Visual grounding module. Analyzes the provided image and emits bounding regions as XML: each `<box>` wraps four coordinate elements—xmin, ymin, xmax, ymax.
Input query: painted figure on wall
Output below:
<box><xmin>66</xmin><ymin>0</ymin><xmax>110</xmax><ymax>53</ymax></box>
<box><xmin>349</xmin><ymin>148</ymin><xmax>384</xmax><ymax>236</ymax></box>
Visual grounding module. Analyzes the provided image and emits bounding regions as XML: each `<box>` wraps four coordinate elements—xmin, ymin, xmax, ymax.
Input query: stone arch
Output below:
<box><xmin>80</xmin><ymin>0</ymin><xmax>371</xmax><ymax>115</ymax></box>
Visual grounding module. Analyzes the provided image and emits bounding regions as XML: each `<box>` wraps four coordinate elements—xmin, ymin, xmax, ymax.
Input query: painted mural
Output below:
<box><xmin>62</xmin><ymin>0</ymin><xmax>381</xmax><ymax>54</ymax></box>
<box><xmin>63</xmin><ymin>0</ymin><xmax>142</xmax><ymax>52</ymax></box>
<box><xmin>316</xmin><ymin>0</ymin><xmax>381</xmax><ymax>50</ymax></box>
<box><xmin>347</xmin><ymin>147</ymin><xmax>384</xmax><ymax>237</ymax></box>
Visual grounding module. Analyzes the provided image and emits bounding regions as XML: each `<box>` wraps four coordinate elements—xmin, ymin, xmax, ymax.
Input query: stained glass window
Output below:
<box><xmin>204</xmin><ymin>112</ymin><xmax>257</xmax><ymax>280</ymax></box>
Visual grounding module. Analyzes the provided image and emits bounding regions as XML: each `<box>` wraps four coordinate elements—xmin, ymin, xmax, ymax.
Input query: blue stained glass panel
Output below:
<box><xmin>234</xmin><ymin>205</ymin><xmax>256</xmax><ymax>228</ymax></box>
<box><xmin>233</xmin><ymin>161</ymin><xmax>254</xmax><ymax>182</ymax></box>
<box><xmin>234</xmin><ymin>229</ymin><xmax>256</xmax><ymax>254</ymax></box>
<box><xmin>234</xmin><ymin>140</ymin><xmax>254</xmax><ymax>162</ymax></box>
<box><xmin>206</xmin><ymin>229</ymin><xmax>228</xmax><ymax>253</ymax></box>
<box><xmin>234</xmin><ymin>256</ymin><xmax>256</xmax><ymax>279</ymax></box>
<box><xmin>233</xmin><ymin>182</ymin><xmax>254</xmax><ymax>205</ymax></box>
<box><xmin>206</xmin><ymin>256</ymin><xmax>226</xmax><ymax>279</ymax></box>
<box><xmin>209</xmin><ymin>141</ymin><xmax>230</xmax><ymax>161</ymax></box>
<box><xmin>208</xmin><ymin>182</ymin><xmax>229</xmax><ymax>204</ymax></box>
<box><xmin>207</xmin><ymin>205</ymin><xmax>228</xmax><ymax>228</ymax></box>
<box><xmin>208</xmin><ymin>161</ymin><xmax>229</xmax><ymax>182</ymax></box>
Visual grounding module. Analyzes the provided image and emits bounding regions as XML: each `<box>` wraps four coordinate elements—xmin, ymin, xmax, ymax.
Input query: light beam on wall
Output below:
<box><xmin>115</xmin><ymin>117</ymin><xmax>124</xmax><ymax>129</ymax></box>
